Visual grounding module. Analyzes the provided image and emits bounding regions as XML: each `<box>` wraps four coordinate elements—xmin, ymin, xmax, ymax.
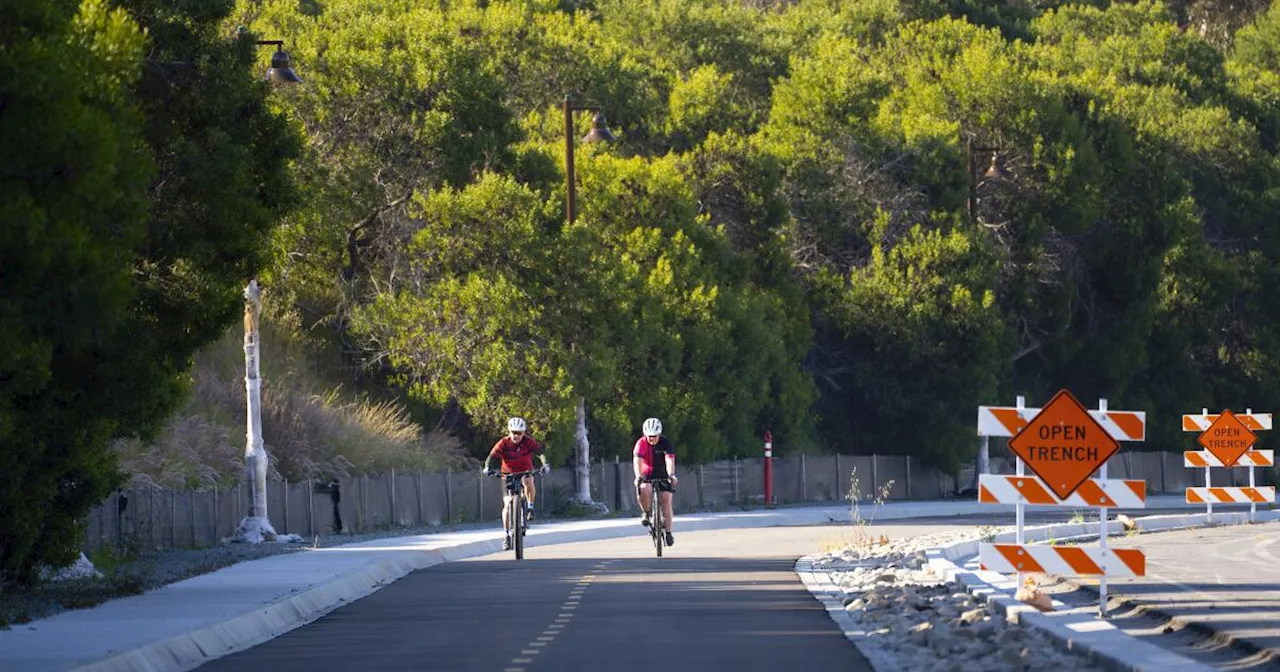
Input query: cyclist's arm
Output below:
<box><xmin>665</xmin><ymin>452</ymin><xmax>676</xmax><ymax>479</ymax></box>
<box><xmin>632</xmin><ymin>440</ymin><xmax>646</xmax><ymax>480</ymax></box>
<box><xmin>528</xmin><ymin>438</ymin><xmax>548</xmax><ymax>472</ymax></box>
<box><xmin>483</xmin><ymin>442</ymin><xmax>502</xmax><ymax>471</ymax></box>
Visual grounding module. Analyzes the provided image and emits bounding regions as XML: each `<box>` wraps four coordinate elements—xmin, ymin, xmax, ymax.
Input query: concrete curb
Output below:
<box><xmin>6</xmin><ymin>500</ymin><xmax>1017</xmax><ymax>672</ymax></box>
<box><xmin>794</xmin><ymin>558</ymin><xmax>900</xmax><ymax>671</ymax></box>
<box><xmin>76</xmin><ymin>541</ymin><xmax>497</xmax><ymax>672</ymax></box>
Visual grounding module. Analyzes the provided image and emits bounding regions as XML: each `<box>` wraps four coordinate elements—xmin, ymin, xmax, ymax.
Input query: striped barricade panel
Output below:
<box><xmin>978</xmin><ymin>475</ymin><xmax>1146</xmax><ymax>508</ymax></box>
<box><xmin>978</xmin><ymin>407</ymin><xmax>1146</xmax><ymax>441</ymax></box>
<box><xmin>1185</xmin><ymin>487</ymin><xmax>1276</xmax><ymax>504</ymax></box>
<box><xmin>979</xmin><ymin>543</ymin><xmax>1145</xmax><ymax>577</ymax></box>
<box><xmin>1184</xmin><ymin>450</ymin><xmax>1274</xmax><ymax>468</ymax></box>
<box><xmin>1182</xmin><ymin>413</ymin><xmax>1273</xmax><ymax>432</ymax></box>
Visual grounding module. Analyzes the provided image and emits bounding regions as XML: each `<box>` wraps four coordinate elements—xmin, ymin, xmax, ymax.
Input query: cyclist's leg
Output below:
<box><xmin>522</xmin><ymin>474</ymin><xmax>536</xmax><ymax>514</ymax></box>
<box><xmin>501</xmin><ymin>492</ymin><xmax>513</xmax><ymax>550</ymax></box>
<box><xmin>501</xmin><ymin>493</ymin><xmax>512</xmax><ymax>532</ymax></box>
<box><xmin>659</xmin><ymin>490</ymin><xmax>674</xmax><ymax>532</ymax></box>
<box><xmin>660</xmin><ymin>487</ymin><xmax>675</xmax><ymax>545</ymax></box>
<box><xmin>638</xmin><ymin>482</ymin><xmax>653</xmax><ymax>523</ymax></box>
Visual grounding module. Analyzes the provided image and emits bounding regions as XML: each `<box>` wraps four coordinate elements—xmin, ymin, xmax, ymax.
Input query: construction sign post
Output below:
<box><xmin>1183</xmin><ymin>409</ymin><xmax>1274</xmax><ymax>521</ymax></box>
<box><xmin>976</xmin><ymin>391</ymin><xmax>1147</xmax><ymax>617</ymax></box>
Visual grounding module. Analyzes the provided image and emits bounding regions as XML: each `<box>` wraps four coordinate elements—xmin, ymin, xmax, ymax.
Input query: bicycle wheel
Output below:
<box><xmin>514</xmin><ymin>495</ymin><xmax>525</xmax><ymax>560</ymax></box>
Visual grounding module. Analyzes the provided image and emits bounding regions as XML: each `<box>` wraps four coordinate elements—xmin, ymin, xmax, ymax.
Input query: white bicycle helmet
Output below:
<box><xmin>507</xmin><ymin>417</ymin><xmax>527</xmax><ymax>432</ymax></box>
<box><xmin>642</xmin><ymin>417</ymin><xmax>663</xmax><ymax>436</ymax></box>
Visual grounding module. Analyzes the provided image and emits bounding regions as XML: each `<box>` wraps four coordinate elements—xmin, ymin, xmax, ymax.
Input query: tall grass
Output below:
<box><xmin>115</xmin><ymin>305</ymin><xmax>466</xmax><ymax>489</ymax></box>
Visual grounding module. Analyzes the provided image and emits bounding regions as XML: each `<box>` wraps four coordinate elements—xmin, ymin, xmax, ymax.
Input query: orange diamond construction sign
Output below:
<box><xmin>1007</xmin><ymin>389</ymin><xmax>1120</xmax><ymax>500</ymax></box>
<box><xmin>1196</xmin><ymin>409</ymin><xmax>1256</xmax><ymax>468</ymax></box>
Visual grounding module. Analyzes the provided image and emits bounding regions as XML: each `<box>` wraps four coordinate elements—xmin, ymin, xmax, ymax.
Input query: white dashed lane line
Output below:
<box><xmin>502</xmin><ymin>560</ymin><xmax>615</xmax><ymax>671</ymax></box>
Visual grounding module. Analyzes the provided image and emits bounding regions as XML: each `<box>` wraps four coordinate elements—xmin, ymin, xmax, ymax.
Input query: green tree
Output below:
<box><xmin>0</xmin><ymin>0</ymin><xmax>298</xmax><ymax>585</ymax></box>
<box><xmin>0</xmin><ymin>0</ymin><xmax>149</xmax><ymax>585</ymax></box>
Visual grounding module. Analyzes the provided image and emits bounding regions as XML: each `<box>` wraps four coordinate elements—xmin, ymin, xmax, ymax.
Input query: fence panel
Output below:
<box><xmin>805</xmin><ymin>456</ymin><xmax>839</xmax><ymax>502</ymax></box>
<box><xmin>93</xmin><ymin>448</ymin><xmax>1167</xmax><ymax>554</ymax></box>
<box><xmin>738</xmin><ymin>458</ymin><xmax>765</xmax><ymax>504</ymax></box>
<box><xmin>876</xmin><ymin>456</ymin><xmax>908</xmax><ymax>500</ymax></box>
<box><xmin>700</xmin><ymin>461</ymin><xmax>736</xmax><ymax>506</ymax></box>
<box><xmin>845</xmin><ymin>456</ymin><xmax>873</xmax><ymax>500</ymax></box>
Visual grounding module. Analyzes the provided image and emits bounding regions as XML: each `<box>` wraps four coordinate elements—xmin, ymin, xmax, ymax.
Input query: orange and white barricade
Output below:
<box><xmin>1185</xmin><ymin>486</ymin><xmax>1276</xmax><ymax>504</ymax></box>
<box><xmin>1182</xmin><ymin>412</ymin><xmax>1272</xmax><ymax>432</ymax></box>
<box><xmin>1184</xmin><ymin>450</ymin><xmax>1273</xmax><ymax>468</ymax></box>
<box><xmin>978</xmin><ymin>406</ymin><xmax>1146</xmax><ymax>441</ymax></box>
<box><xmin>980</xmin><ymin>544</ymin><xmax>1145</xmax><ymax>577</ymax></box>
<box><xmin>1183</xmin><ymin>409</ymin><xmax>1272</xmax><ymax>521</ymax></box>
<box><xmin>978</xmin><ymin>475</ymin><xmax>1146</xmax><ymax>508</ymax></box>
<box><xmin>976</xmin><ymin>394</ymin><xmax>1146</xmax><ymax>618</ymax></box>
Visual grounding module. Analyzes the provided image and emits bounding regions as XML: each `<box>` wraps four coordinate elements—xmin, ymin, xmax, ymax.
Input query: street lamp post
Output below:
<box><xmin>562</xmin><ymin>94</ymin><xmax>614</xmax><ymax>508</ymax></box>
<box><xmin>563</xmin><ymin>94</ymin><xmax>614</xmax><ymax>226</ymax></box>
<box><xmin>254</xmin><ymin>40</ymin><xmax>302</xmax><ymax>85</ymax></box>
<box><xmin>966</xmin><ymin>140</ymin><xmax>1007</xmax><ymax>220</ymax></box>
<box><xmin>967</xmin><ymin>140</ymin><xmax>1007</xmax><ymax>493</ymax></box>
<box><xmin>228</xmin><ymin>39</ymin><xmax>300</xmax><ymax>545</ymax></box>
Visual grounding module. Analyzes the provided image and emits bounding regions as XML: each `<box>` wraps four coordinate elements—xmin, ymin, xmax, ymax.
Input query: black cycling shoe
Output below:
<box><xmin>640</xmin><ymin>515</ymin><xmax>651</xmax><ymax>528</ymax></box>
<box><xmin>502</xmin><ymin>535</ymin><xmax>512</xmax><ymax>551</ymax></box>
<box><xmin>664</xmin><ymin>531</ymin><xmax>675</xmax><ymax>546</ymax></box>
<box><xmin>526</xmin><ymin>506</ymin><xmax>535</xmax><ymax>521</ymax></box>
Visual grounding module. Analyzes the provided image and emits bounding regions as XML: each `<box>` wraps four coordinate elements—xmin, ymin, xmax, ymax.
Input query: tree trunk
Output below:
<box><xmin>231</xmin><ymin>280</ymin><xmax>279</xmax><ymax>543</ymax></box>
<box><xmin>574</xmin><ymin>396</ymin><xmax>592</xmax><ymax>502</ymax></box>
<box><xmin>972</xmin><ymin>436</ymin><xmax>990</xmax><ymax>493</ymax></box>
<box><xmin>572</xmin><ymin>396</ymin><xmax>608</xmax><ymax>513</ymax></box>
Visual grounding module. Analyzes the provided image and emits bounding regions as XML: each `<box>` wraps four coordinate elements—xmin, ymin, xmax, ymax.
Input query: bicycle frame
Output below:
<box><xmin>639</xmin><ymin>477</ymin><xmax>670</xmax><ymax>557</ymax></box>
<box><xmin>497</xmin><ymin>470</ymin><xmax>534</xmax><ymax>560</ymax></box>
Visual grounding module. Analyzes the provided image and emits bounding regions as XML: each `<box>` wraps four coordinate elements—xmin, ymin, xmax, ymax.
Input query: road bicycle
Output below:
<box><xmin>638</xmin><ymin>477</ymin><xmax>672</xmax><ymax>557</ymax></box>
<box><xmin>494</xmin><ymin>470</ymin><xmax>536</xmax><ymax>560</ymax></box>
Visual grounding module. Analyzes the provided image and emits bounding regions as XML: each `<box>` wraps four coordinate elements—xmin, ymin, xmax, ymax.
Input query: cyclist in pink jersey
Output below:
<box><xmin>633</xmin><ymin>417</ymin><xmax>677</xmax><ymax>546</ymax></box>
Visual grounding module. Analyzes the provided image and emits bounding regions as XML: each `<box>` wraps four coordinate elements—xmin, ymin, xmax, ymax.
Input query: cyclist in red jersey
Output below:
<box><xmin>633</xmin><ymin>417</ymin><xmax>677</xmax><ymax>546</ymax></box>
<box><xmin>482</xmin><ymin>417</ymin><xmax>549</xmax><ymax>551</ymax></box>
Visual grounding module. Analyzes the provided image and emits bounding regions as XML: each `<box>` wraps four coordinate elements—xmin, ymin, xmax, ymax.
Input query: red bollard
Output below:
<box><xmin>764</xmin><ymin>430</ymin><xmax>774</xmax><ymax>505</ymax></box>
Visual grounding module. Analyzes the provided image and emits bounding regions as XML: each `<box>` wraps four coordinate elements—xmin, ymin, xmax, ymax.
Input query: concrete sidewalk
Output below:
<box><xmin>0</xmin><ymin>495</ymin><xmax>1201</xmax><ymax>672</ymax></box>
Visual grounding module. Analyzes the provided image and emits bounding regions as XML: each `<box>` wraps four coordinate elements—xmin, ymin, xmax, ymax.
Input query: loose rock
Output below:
<box><xmin>808</xmin><ymin>528</ymin><xmax>1105</xmax><ymax>671</ymax></box>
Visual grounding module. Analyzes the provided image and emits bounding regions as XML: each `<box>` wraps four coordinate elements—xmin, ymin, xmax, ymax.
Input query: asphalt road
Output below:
<box><xmin>195</xmin><ymin>519</ymin><xmax>992</xmax><ymax>672</ymax></box>
<box><xmin>1061</xmin><ymin>520</ymin><xmax>1280</xmax><ymax>669</ymax></box>
<box><xmin>193</xmin><ymin>507</ymin><xmax>1263</xmax><ymax>672</ymax></box>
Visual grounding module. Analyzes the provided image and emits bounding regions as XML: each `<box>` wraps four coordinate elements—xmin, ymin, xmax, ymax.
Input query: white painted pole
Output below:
<box><xmin>1248</xmin><ymin>409</ymin><xmax>1256</xmax><ymax>523</ymax></box>
<box><xmin>1202</xmin><ymin>408</ymin><xmax>1213</xmax><ymax>521</ymax></box>
<box><xmin>1015</xmin><ymin>396</ymin><xmax>1026</xmax><ymax>588</ymax></box>
<box><xmin>231</xmin><ymin>280</ymin><xmax>278</xmax><ymax>543</ymax></box>
<box><xmin>1098</xmin><ymin>398</ymin><xmax>1109</xmax><ymax>618</ymax></box>
<box><xmin>245</xmin><ymin>280</ymin><xmax>267</xmax><ymax>521</ymax></box>
<box><xmin>1250</xmin><ymin>465</ymin><xmax>1257</xmax><ymax>523</ymax></box>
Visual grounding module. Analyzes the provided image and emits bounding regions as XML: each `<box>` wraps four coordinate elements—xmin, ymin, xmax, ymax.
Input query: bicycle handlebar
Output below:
<box><xmin>492</xmin><ymin>470</ymin><xmax>537</xmax><ymax>479</ymax></box>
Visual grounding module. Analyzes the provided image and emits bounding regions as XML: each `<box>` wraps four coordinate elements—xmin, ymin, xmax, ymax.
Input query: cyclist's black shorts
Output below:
<box><xmin>643</xmin><ymin>478</ymin><xmax>675</xmax><ymax>493</ymax></box>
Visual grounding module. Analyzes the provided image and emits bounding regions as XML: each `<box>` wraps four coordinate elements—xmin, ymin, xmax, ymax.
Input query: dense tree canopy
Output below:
<box><xmin>236</xmin><ymin>0</ymin><xmax>1280</xmax><ymax>469</ymax></box>
<box><xmin>7</xmin><ymin>0</ymin><xmax>1280</xmax><ymax>580</ymax></box>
